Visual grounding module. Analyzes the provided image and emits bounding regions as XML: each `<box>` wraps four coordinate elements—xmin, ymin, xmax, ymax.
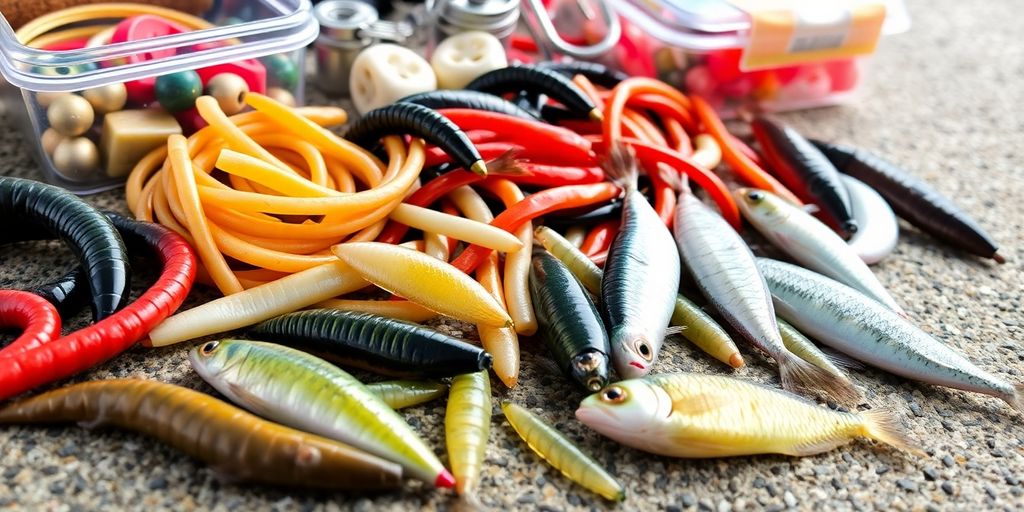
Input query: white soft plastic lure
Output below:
<box><xmin>759</xmin><ymin>258</ymin><xmax>1024</xmax><ymax>412</ymax></box>
<box><xmin>841</xmin><ymin>175</ymin><xmax>899</xmax><ymax>265</ymax></box>
<box><xmin>734</xmin><ymin>188</ymin><xmax>905</xmax><ymax>316</ymax></box>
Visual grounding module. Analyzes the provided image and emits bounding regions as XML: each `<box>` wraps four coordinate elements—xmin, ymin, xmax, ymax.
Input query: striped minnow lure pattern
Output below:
<box><xmin>674</xmin><ymin>183</ymin><xmax>858</xmax><ymax>403</ymax></box>
<box><xmin>759</xmin><ymin>258</ymin><xmax>1024</xmax><ymax>411</ymax></box>
<box><xmin>189</xmin><ymin>339</ymin><xmax>455</xmax><ymax>487</ymax></box>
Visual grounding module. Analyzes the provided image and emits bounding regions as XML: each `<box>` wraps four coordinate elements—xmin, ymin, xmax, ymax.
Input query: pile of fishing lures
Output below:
<box><xmin>0</xmin><ymin>58</ymin><xmax>1014</xmax><ymax>504</ymax></box>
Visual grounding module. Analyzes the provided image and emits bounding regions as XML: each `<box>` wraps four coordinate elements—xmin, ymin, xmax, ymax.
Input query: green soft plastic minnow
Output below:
<box><xmin>367</xmin><ymin>380</ymin><xmax>449</xmax><ymax>409</ymax></box>
<box><xmin>445</xmin><ymin>371</ymin><xmax>491</xmax><ymax>496</ymax></box>
<box><xmin>502</xmin><ymin>402</ymin><xmax>625</xmax><ymax>501</ymax></box>
<box><xmin>189</xmin><ymin>339</ymin><xmax>455</xmax><ymax>488</ymax></box>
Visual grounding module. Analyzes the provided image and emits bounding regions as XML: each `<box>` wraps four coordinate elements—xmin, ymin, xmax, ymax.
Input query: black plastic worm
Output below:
<box><xmin>345</xmin><ymin>103</ymin><xmax>487</xmax><ymax>176</ymax></box>
<box><xmin>750</xmin><ymin>117</ymin><xmax>857</xmax><ymax>236</ymax></box>
<box><xmin>398</xmin><ymin>90</ymin><xmax>539</xmax><ymax>121</ymax></box>
<box><xmin>529</xmin><ymin>248</ymin><xmax>610</xmax><ymax>392</ymax></box>
<box><xmin>251</xmin><ymin>309</ymin><xmax>493</xmax><ymax>379</ymax></box>
<box><xmin>544</xmin><ymin>201</ymin><xmax>622</xmax><ymax>227</ymax></box>
<box><xmin>0</xmin><ymin>177</ymin><xmax>130</xmax><ymax>320</ymax></box>
<box><xmin>27</xmin><ymin>212</ymin><xmax>186</xmax><ymax>318</ymax></box>
<box><xmin>535</xmin><ymin>61</ymin><xmax>628</xmax><ymax>89</ymax></box>
<box><xmin>812</xmin><ymin>140</ymin><xmax>1004</xmax><ymax>263</ymax></box>
<box><xmin>466</xmin><ymin>65</ymin><xmax>601</xmax><ymax>121</ymax></box>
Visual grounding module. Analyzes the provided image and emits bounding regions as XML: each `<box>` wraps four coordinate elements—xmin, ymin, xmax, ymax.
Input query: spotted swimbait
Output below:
<box><xmin>600</xmin><ymin>146</ymin><xmax>680</xmax><ymax>377</ymax></box>
<box><xmin>0</xmin><ymin>379</ymin><xmax>403</xmax><ymax>489</ymax></box>
<box><xmin>576</xmin><ymin>372</ymin><xmax>920</xmax><ymax>458</ymax></box>
<box><xmin>189</xmin><ymin>339</ymin><xmax>454</xmax><ymax>488</ymax></box>
<box><xmin>735</xmin><ymin>188</ymin><xmax>905</xmax><ymax>316</ymax></box>
<box><xmin>758</xmin><ymin>258</ymin><xmax>1024</xmax><ymax>411</ymax></box>
<box><xmin>674</xmin><ymin>184</ymin><xmax>856</xmax><ymax>402</ymax></box>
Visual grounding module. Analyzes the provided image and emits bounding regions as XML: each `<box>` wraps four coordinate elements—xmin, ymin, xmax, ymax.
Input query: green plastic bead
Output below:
<box><xmin>261</xmin><ymin>53</ymin><xmax>299</xmax><ymax>90</ymax></box>
<box><xmin>155</xmin><ymin>70</ymin><xmax>202</xmax><ymax>112</ymax></box>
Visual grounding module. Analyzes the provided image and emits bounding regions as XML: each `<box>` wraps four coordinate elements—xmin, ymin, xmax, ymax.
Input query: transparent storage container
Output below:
<box><xmin>0</xmin><ymin>0</ymin><xmax>319</xmax><ymax>194</ymax></box>
<box><xmin>602</xmin><ymin>0</ymin><xmax>911</xmax><ymax>116</ymax></box>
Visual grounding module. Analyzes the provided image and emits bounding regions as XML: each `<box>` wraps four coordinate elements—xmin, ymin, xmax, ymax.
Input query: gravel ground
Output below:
<box><xmin>1</xmin><ymin>0</ymin><xmax>1023</xmax><ymax>510</ymax></box>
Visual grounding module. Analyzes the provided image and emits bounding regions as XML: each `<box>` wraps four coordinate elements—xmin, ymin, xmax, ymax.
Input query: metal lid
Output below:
<box><xmin>431</xmin><ymin>0</ymin><xmax>520</xmax><ymax>33</ymax></box>
<box><xmin>315</xmin><ymin>0</ymin><xmax>380</xmax><ymax>41</ymax></box>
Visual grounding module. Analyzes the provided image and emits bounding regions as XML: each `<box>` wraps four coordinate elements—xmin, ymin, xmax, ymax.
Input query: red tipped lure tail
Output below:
<box><xmin>435</xmin><ymin>469</ymin><xmax>457</xmax><ymax>489</ymax></box>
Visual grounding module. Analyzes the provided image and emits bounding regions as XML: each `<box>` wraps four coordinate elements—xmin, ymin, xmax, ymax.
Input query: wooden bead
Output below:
<box><xmin>155</xmin><ymin>70</ymin><xmax>202</xmax><ymax>112</ymax></box>
<box><xmin>265</xmin><ymin>87</ymin><xmax>296</xmax><ymax>107</ymax></box>
<box><xmin>41</xmin><ymin>128</ymin><xmax>65</xmax><ymax>156</ymax></box>
<box><xmin>205</xmin><ymin>73</ymin><xmax>249</xmax><ymax>115</ymax></box>
<box><xmin>36</xmin><ymin>91</ymin><xmax>70</xmax><ymax>108</ymax></box>
<box><xmin>82</xmin><ymin>83</ymin><xmax>128</xmax><ymax>114</ymax></box>
<box><xmin>52</xmin><ymin>137</ymin><xmax>100</xmax><ymax>181</ymax></box>
<box><xmin>47</xmin><ymin>94</ymin><xmax>94</xmax><ymax>137</ymax></box>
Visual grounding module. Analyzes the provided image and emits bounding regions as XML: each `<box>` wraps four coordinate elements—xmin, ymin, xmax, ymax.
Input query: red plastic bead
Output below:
<box><xmin>196</xmin><ymin>59</ymin><xmax>267</xmax><ymax>95</ymax></box>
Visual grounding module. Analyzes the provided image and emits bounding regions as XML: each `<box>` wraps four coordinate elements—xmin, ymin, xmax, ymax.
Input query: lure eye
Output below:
<box><xmin>600</xmin><ymin>386</ymin><xmax>628</xmax><ymax>404</ymax></box>
<box><xmin>199</xmin><ymin>341</ymin><xmax>220</xmax><ymax>356</ymax></box>
<box><xmin>634</xmin><ymin>340</ymin><xmax>654</xmax><ymax>361</ymax></box>
<box><xmin>746</xmin><ymin>191</ymin><xmax>765</xmax><ymax>202</ymax></box>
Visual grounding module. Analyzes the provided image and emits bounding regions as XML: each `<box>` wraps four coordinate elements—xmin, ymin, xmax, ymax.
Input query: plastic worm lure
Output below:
<box><xmin>445</xmin><ymin>371</ymin><xmax>492</xmax><ymax>496</ymax></box>
<box><xmin>502</xmin><ymin>402</ymin><xmax>625</xmax><ymax>501</ymax></box>
<box><xmin>0</xmin><ymin>379</ymin><xmax>403</xmax><ymax>489</ymax></box>
<box><xmin>0</xmin><ymin>176</ymin><xmax>130</xmax><ymax>320</ymax></box>
<box><xmin>535</xmin><ymin>61</ymin><xmax>629</xmax><ymax>88</ymax></box>
<box><xmin>251</xmin><ymin>309</ymin><xmax>492</xmax><ymax>379</ymax></box>
<box><xmin>398</xmin><ymin>90</ymin><xmax>539</xmax><ymax>120</ymax></box>
<box><xmin>466</xmin><ymin>65</ymin><xmax>602</xmax><ymax>121</ymax></box>
<box><xmin>0</xmin><ymin>290</ymin><xmax>61</xmax><ymax>356</ymax></box>
<box><xmin>0</xmin><ymin>218</ymin><xmax>196</xmax><ymax>400</ymax></box>
<box><xmin>344</xmin><ymin>102</ymin><xmax>487</xmax><ymax>176</ymax></box>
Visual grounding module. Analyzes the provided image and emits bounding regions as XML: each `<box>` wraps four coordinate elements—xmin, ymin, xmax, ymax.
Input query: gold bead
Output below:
<box><xmin>82</xmin><ymin>83</ymin><xmax>127</xmax><ymax>114</ymax></box>
<box><xmin>266</xmin><ymin>87</ymin><xmax>296</xmax><ymax>107</ymax></box>
<box><xmin>41</xmin><ymin>128</ymin><xmax>65</xmax><ymax>156</ymax></box>
<box><xmin>36</xmin><ymin>91</ymin><xmax>70</xmax><ymax>108</ymax></box>
<box><xmin>52</xmin><ymin>137</ymin><xmax>100</xmax><ymax>181</ymax></box>
<box><xmin>47</xmin><ymin>95</ymin><xmax>94</xmax><ymax>137</ymax></box>
<box><xmin>205</xmin><ymin>73</ymin><xmax>249</xmax><ymax>115</ymax></box>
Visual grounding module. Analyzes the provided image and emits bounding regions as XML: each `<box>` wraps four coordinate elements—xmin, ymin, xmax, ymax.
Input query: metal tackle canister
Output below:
<box><xmin>427</xmin><ymin>0</ymin><xmax>520</xmax><ymax>52</ymax></box>
<box><xmin>313</xmin><ymin>0</ymin><xmax>413</xmax><ymax>96</ymax></box>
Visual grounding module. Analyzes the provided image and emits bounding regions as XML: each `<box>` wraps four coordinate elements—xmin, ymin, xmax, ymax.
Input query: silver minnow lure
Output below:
<box><xmin>673</xmin><ymin>185</ymin><xmax>858</xmax><ymax>403</ymax></box>
<box><xmin>758</xmin><ymin>258</ymin><xmax>1024</xmax><ymax>411</ymax></box>
<box><xmin>735</xmin><ymin>188</ymin><xmax>906</xmax><ymax>316</ymax></box>
<box><xmin>600</xmin><ymin>146</ymin><xmax>679</xmax><ymax>378</ymax></box>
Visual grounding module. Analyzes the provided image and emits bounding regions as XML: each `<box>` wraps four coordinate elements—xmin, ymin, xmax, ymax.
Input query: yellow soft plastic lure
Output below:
<box><xmin>332</xmin><ymin>242</ymin><xmax>513</xmax><ymax>328</ymax></box>
<box><xmin>445</xmin><ymin>371</ymin><xmax>491</xmax><ymax>496</ymax></box>
<box><xmin>367</xmin><ymin>380</ymin><xmax>449</xmax><ymax>409</ymax></box>
<box><xmin>502</xmin><ymin>402</ymin><xmax>625</xmax><ymax>502</ymax></box>
<box><xmin>576</xmin><ymin>372</ymin><xmax>921</xmax><ymax>459</ymax></box>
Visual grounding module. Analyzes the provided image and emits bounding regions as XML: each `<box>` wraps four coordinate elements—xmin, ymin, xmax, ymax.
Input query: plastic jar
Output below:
<box><xmin>603</xmin><ymin>0</ymin><xmax>911</xmax><ymax>116</ymax></box>
<box><xmin>0</xmin><ymin>0</ymin><xmax>319</xmax><ymax>194</ymax></box>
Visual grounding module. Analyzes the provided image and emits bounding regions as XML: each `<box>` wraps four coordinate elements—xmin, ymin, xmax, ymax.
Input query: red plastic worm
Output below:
<box><xmin>503</xmin><ymin>163</ymin><xmax>604</xmax><ymax>187</ymax></box>
<box><xmin>730</xmin><ymin>134</ymin><xmax>764</xmax><ymax>168</ymax></box>
<box><xmin>590</xmin><ymin>137</ymin><xmax>742</xmax><ymax>229</ymax></box>
<box><xmin>0</xmin><ymin>222</ymin><xmax>196</xmax><ymax>401</ymax></box>
<box><xmin>580</xmin><ymin>219</ymin><xmax>619</xmax><ymax>257</ymax></box>
<box><xmin>0</xmin><ymin>291</ymin><xmax>61</xmax><ymax>356</ymax></box>
<box><xmin>603</xmin><ymin>78</ymin><xmax>695</xmax><ymax>143</ymax></box>
<box><xmin>663</xmin><ymin>118</ymin><xmax>693</xmax><ymax>157</ymax></box>
<box><xmin>376</xmin><ymin>170</ymin><xmax>485</xmax><ymax>244</ymax></box>
<box><xmin>450</xmin><ymin>182</ymin><xmax>621</xmax><ymax>274</ymax></box>
<box><xmin>438</xmin><ymin>109</ymin><xmax>596</xmax><ymax>165</ymax></box>
<box><xmin>690</xmin><ymin>95</ymin><xmax>800</xmax><ymax>204</ymax></box>
<box><xmin>590</xmin><ymin>250</ymin><xmax>608</xmax><ymax>267</ymax></box>
<box><xmin>424</xmin><ymin>143</ymin><xmax>520</xmax><ymax>168</ymax></box>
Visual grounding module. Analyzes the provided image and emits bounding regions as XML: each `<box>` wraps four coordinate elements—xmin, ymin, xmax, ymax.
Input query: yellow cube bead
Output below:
<box><xmin>100</xmin><ymin>109</ymin><xmax>181</xmax><ymax>177</ymax></box>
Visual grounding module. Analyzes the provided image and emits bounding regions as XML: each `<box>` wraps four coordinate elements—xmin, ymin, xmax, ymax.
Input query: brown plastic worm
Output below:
<box><xmin>0</xmin><ymin>379</ymin><xmax>403</xmax><ymax>490</ymax></box>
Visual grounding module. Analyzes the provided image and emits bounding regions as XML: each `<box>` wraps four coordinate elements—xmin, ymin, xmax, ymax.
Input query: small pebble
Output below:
<box><xmin>681</xmin><ymin>493</ymin><xmax>697</xmax><ymax>508</ymax></box>
<box><xmin>923</xmin><ymin>468</ymin><xmax>939</xmax><ymax>481</ymax></box>
<box><xmin>896</xmin><ymin>479</ymin><xmax>918</xmax><ymax>492</ymax></box>
<box><xmin>942</xmin><ymin>455</ymin><xmax>955</xmax><ymax>468</ymax></box>
<box><xmin>942</xmin><ymin>482</ymin><xmax>955</xmax><ymax>495</ymax></box>
<box><xmin>876</xmin><ymin>465</ymin><xmax>891</xmax><ymax>475</ymax></box>
<box><xmin>1006</xmin><ymin>475</ymin><xmax>1020</xmax><ymax>486</ymax></box>
<box><xmin>148</xmin><ymin>476</ymin><xmax>168</xmax><ymax>490</ymax></box>
<box><xmin>783</xmin><ymin>491</ymin><xmax>797</xmax><ymax>507</ymax></box>
<box><xmin>984</xmin><ymin>485</ymin><xmax>998</xmax><ymax>500</ymax></box>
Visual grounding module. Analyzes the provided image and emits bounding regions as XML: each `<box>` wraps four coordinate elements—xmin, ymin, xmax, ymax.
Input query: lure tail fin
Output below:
<box><xmin>1002</xmin><ymin>383</ymin><xmax>1024</xmax><ymax>412</ymax></box>
<box><xmin>654</xmin><ymin>161</ymin><xmax>691</xmax><ymax>195</ymax></box>
<box><xmin>779</xmin><ymin>353</ymin><xmax>862</xmax><ymax>405</ymax></box>
<box><xmin>601</xmin><ymin>143</ymin><xmax>639</xmax><ymax>192</ymax></box>
<box><xmin>487</xmin><ymin>149</ymin><xmax>529</xmax><ymax>176</ymax></box>
<box><xmin>861</xmin><ymin>408</ymin><xmax>926</xmax><ymax>456</ymax></box>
